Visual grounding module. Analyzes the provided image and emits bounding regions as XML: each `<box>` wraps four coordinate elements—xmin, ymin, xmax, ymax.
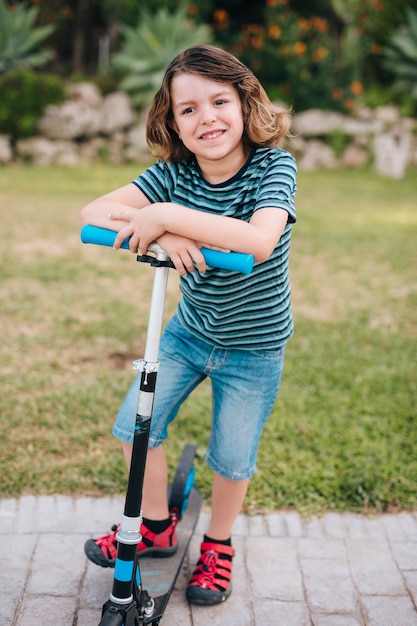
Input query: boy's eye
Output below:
<box><xmin>180</xmin><ymin>98</ymin><xmax>229</xmax><ymax>115</ymax></box>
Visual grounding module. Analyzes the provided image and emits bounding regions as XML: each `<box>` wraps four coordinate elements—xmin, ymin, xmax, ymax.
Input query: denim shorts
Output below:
<box><xmin>112</xmin><ymin>315</ymin><xmax>285</xmax><ymax>481</ymax></box>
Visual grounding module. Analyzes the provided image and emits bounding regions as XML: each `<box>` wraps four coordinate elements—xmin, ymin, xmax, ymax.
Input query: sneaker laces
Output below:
<box><xmin>199</xmin><ymin>550</ymin><xmax>218</xmax><ymax>585</ymax></box>
<box><xmin>189</xmin><ymin>543</ymin><xmax>234</xmax><ymax>591</ymax></box>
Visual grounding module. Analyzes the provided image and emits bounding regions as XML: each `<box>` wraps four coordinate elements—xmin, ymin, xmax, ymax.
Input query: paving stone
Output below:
<box><xmin>247</xmin><ymin>537</ymin><xmax>304</xmax><ymax>602</ymax></box>
<box><xmin>267</xmin><ymin>511</ymin><xmax>288</xmax><ymax>537</ymax></box>
<box><xmin>74</xmin><ymin>496</ymin><xmax>124</xmax><ymax>534</ymax></box>
<box><xmin>53</xmin><ymin>494</ymin><xmax>78</xmax><ymax>533</ymax></box>
<box><xmin>247</xmin><ymin>514</ymin><xmax>267</xmax><ymax>536</ymax></box>
<box><xmin>402</xmin><ymin>570</ymin><xmax>417</xmax><ymax>606</ymax></box>
<box><xmin>284</xmin><ymin>511</ymin><xmax>305</xmax><ymax>537</ymax></box>
<box><xmin>312</xmin><ymin>615</ymin><xmax>363</xmax><ymax>626</ymax></box>
<box><xmin>301</xmin><ymin>556</ymin><xmax>357</xmax><ymax>613</ymax></box>
<box><xmin>380</xmin><ymin>513</ymin><xmax>408</xmax><ymax>541</ymax></box>
<box><xmin>361</xmin><ymin>515</ymin><xmax>386</xmax><ymax>541</ymax></box>
<box><xmin>79</xmin><ymin>559</ymin><xmax>113</xmax><ymax>610</ymax></box>
<box><xmin>347</xmin><ymin>538</ymin><xmax>407</xmax><ymax>595</ymax></box>
<box><xmin>26</xmin><ymin>533</ymin><xmax>87</xmax><ymax>596</ymax></box>
<box><xmin>343</xmin><ymin>513</ymin><xmax>369</xmax><ymax>540</ymax></box>
<box><xmin>0</xmin><ymin>497</ymin><xmax>17</xmax><ymax>533</ymax></box>
<box><xmin>322</xmin><ymin>513</ymin><xmax>347</xmax><ymax>540</ymax></box>
<box><xmin>192</xmin><ymin>602</ymin><xmax>255</xmax><ymax>626</ymax></box>
<box><xmin>305</xmin><ymin>516</ymin><xmax>326</xmax><ymax>540</ymax></box>
<box><xmin>17</xmin><ymin>595</ymin><xmax>77</xmax><ymax>626</ymax></box>
<box><xmin>0</xmin><ymin>534</ymin><xmax>37</xmax><ymax>624</ymax></box>
<box><xmin>298</xmin><ymin>538</ymin><xmax>347</xmax><ymax>560</ymax></box>
<box><xmin>361</xmin><ymin>595</ymin><xmax>417</xmax><ymax>626</ymax></box>
<box><xmin>390</xmin><ymin>540</ymin><xmax>417</xmax><ymax>570</ymax></box>
<box><xmin>15</xmin><ymin>494</ymin><xmax>37</xmax><ymax>533</ymax></box>
<box><xmin>232</xmin><ymin>512</ymin><xmax>249</xmax><ymax>536</ymax></box>
<box><xmin>254</xmin><ymin>599</ymin><xmax>311</xmax><ymax>625</ymax></box>
<box><xmin>397</xmin><ymin>512</ymin><xmax>417</xmax><ymax>541</ymax></box>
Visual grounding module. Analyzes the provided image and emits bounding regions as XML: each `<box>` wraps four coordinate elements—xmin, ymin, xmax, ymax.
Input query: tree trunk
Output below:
<box><xmin>72</xmin><ymin>0</ymin><xmax>92</xmax><ymax>73</ymax></box>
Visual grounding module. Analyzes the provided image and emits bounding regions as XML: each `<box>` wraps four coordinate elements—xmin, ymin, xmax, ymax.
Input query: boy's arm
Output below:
<box><xmin>80</xmin><ymin>184</ymin><xmax>209</xmax><ymax>274</ymax></box>
<box><xmin>80</xmin><ymin>183</ymin><xmax>150</xmax><ymax>231</ymax></box>
<box><xmin>112</xmin><ymin>203</ymin><xmax>289</xmax><ymax>263</ymax></box>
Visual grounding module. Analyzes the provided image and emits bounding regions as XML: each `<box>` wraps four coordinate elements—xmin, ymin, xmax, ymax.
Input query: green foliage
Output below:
<box><xmin>0</xmin><ymin>69</ymin><xmax>66</xmax><ymax>140</ymax></box>
<box><xmin>0</xmin><ymin>0</ymin><xmax>54</xmax><ymax>73</ymax></box>
<box><xmin>330</xmin><ymin>0</ymin><xmax>384</xmax><ymax>81</ymax></box>
<box><xmin>113</xmin><ymin>5</ymin><xmax>213</xmax><ymax>108</ymax></box>
<box><xmin>233</xmin><ymin>7</ymin><xmax>354</xmax><ymax>112</ymax></box>
<box><xmin>363</xmin><ymin>81</ymin><xmax>416</xmax><ymax>116</ymax></box>
<box><xmin>383</xmin><ymin>7</ymin><xmax>417</xmax><ymax>102</ymax></box>
<box><xmin>327</xmin><ymin>131</ymin><xmax>351</xmax><ymax>158</ymax></box>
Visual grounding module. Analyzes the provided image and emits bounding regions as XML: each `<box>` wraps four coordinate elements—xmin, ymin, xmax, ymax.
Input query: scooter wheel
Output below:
<box><xmin>168</xmin><ymin>444</ymin><xmax>197</xmax><ymax>520</ymax></box>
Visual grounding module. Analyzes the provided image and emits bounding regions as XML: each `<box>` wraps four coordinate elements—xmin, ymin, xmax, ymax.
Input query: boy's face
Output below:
<box><xmin>169</xmin><ymin>72</ymin><xmax>246</xmax><ymax>168</ymax></box>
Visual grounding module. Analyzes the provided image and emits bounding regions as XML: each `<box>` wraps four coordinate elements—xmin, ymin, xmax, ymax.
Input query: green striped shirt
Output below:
<box><xmin>133</xmin><ymin>147</ymin><xmax>297</xmax><ymax>350</ymax></box>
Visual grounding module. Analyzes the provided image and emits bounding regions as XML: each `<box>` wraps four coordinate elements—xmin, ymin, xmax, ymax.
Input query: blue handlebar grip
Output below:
<box><xmin>201</xmin><ymin>248</ymin><xmax>254</xmax><ymax>274</ymax></box>
<box><xmin>81</xmin><ymin>225</ymin><xmax>254</xmax><ymax>275</ymax></box>
<box><xmin>81</xmin><ymin>224</ymin><xmax>130</xmax><ymax>250</ymax></box>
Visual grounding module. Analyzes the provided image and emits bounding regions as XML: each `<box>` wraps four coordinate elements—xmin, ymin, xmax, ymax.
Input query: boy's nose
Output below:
<box><xmin>200</xmin><ymin>107</ymin><xmax>216</xmax><ymax>124</ymax></box>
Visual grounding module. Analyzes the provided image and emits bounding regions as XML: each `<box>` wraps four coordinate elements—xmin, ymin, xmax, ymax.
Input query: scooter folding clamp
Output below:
<box><xmin>132</xmin><ymin>359</ymin><xmax>160</xmax><ymax>373</ymax></box>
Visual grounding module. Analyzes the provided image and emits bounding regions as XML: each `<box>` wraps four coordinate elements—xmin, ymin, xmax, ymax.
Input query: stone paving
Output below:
<box><xmin>2</xmin><ymin>495</ymin><xmax>417</xmax><ymax>625</ymax></box>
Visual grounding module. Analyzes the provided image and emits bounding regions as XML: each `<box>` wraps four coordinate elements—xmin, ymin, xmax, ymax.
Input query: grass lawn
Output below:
<box><xmin>0</xmin><ymin>164</ymin><xmax>416</xmax><ymax>516</ymax></box>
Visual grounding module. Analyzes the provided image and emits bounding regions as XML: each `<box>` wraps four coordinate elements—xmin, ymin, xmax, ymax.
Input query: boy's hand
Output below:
<box><xmin>110</xmin><ymin>205</ymin><xmax>166</xmax><ymax>254</ymax></box>
<box><xmin>157</xmin><ymin>233</ymin><xmax>206</xmax><ymax>276</ymax></box>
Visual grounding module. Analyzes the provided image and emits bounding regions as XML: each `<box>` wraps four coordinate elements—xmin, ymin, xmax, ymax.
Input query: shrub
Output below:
<box><xmin>0</xmin><ymin>69</ymin><xmax>66</xmax><ymax>141</ymax></box>
<box><xmin>383</xmin><ymin>7</ymin><xmax>417</xmax><ymax>106</ymax></box>
<box><xmin>0</xmin><ymin>0</ymin><xmax>54</xmax><ymax>73</ymax></box>
<box><xmin>112</xmin><ymin>5</ymin><xmax>212</xmax><ymax>108</ymax></box>
<box><xmin>233</xmin><ymin>5</ymin><xmax>350</xmax><ymax>112</ymax></box>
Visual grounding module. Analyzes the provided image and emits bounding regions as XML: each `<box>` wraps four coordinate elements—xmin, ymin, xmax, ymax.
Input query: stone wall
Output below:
<box><xmin>291</xmin><ymin>107</ymin><xmax>417</xmax><ymax>179</ymax></box>
<box><xmin>0</xmin><ymin>81</ymin><xmax>416</xmax><ymax>179</ymax></box>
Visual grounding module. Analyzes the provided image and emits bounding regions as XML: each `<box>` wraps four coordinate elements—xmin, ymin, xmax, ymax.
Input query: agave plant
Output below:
<box><xmin>113</xmin><ymin>5</ymin><xmax>212</xmax><ymax>108</ymax></box>
<box><xmin>0</xmin><ymin>0</ymin><xmax>54</xmax><ymax>74</ymax></box>
<box><xmin>383</xmin><ymin>8</ymin><xmax>417</xmax><ymax>100</ymax></box>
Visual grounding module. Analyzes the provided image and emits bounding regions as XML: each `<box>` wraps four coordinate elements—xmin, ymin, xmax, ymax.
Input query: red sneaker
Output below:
<box><xmin>186</xmin><ymin>541</ymin><xmax>234</xmax><ymax>605</ymax></box>
<box><xmin>84</xmin><ymin>514</ymin><xmax>178</xmax><ymax>568</ymax></box>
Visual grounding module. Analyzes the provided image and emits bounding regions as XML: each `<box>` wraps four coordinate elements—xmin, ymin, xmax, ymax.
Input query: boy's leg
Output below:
<box><xmin>206</xmin><ymin>473</ymin><xmax>249</xmax><ymax>541</ymax></box>
<box><xmin>187</xmin><ymin>345</ymin><xmax>286</xmax><ymax>605</ymax></box>
<box><xmin>85</xmin><ymin>316</ymin><xmax>207</xmax><ymax>567</ymax></box>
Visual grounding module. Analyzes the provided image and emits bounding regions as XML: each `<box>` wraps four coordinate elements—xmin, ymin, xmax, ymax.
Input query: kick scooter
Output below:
<box><xmin>81</xmin><ymin>224</ymin><xmax>253</xmax><ymax>625</ymax></box>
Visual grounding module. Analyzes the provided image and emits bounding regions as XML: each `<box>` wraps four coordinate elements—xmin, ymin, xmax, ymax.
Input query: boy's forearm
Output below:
<box><xmin>158</xmin><ymin>203</ymin><xmax>285</xmax><ymax>261</ymax></box>
<box><xmin>160</xmin><ymin>203</ymin><xmax>250</xmax><ymax>250</ymax></box>
<box><xmin>80</xmin><ymin>199</ymin><xmax>132</xmax><ymax>230</ymax></box>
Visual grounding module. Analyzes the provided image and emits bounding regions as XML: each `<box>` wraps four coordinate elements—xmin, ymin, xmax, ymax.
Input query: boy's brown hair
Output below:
<box><xmin>146</xmin><ymin>44</ymin><xmax>292</xmax><ymax>162</ymax></box>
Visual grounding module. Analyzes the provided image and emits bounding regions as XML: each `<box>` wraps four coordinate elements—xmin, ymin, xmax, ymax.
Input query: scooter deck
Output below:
<box><xmin>141</xmin><ymin>487</ymin><xmax>202</xmax><ymax>625</ymax></box>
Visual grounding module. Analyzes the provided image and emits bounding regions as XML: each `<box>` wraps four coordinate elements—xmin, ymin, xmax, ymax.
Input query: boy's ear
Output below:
<box><xmin>168</xmin><ymin>120</ymin><xmax>180</xmax><ymax>137</ymax></box>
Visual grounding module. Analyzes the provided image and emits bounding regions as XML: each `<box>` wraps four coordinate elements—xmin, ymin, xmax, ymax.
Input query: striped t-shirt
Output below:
<box><xmin>133</xmin><ymin>146</ymin><xmax>297</xmax><ymax>350</ymax></box>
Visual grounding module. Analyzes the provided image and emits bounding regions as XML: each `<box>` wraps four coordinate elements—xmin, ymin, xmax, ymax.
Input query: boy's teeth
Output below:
<box><xmin>204</xmin><ymin>131</ymin><xmax>222</xmax><ymax>139</ymax></box>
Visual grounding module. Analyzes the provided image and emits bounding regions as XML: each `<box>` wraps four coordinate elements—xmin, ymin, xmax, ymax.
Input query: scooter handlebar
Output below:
<box><xmin>80</xmin><ymin>224</ymin><xmax>254</xmax><ymax>275</ymax></box>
